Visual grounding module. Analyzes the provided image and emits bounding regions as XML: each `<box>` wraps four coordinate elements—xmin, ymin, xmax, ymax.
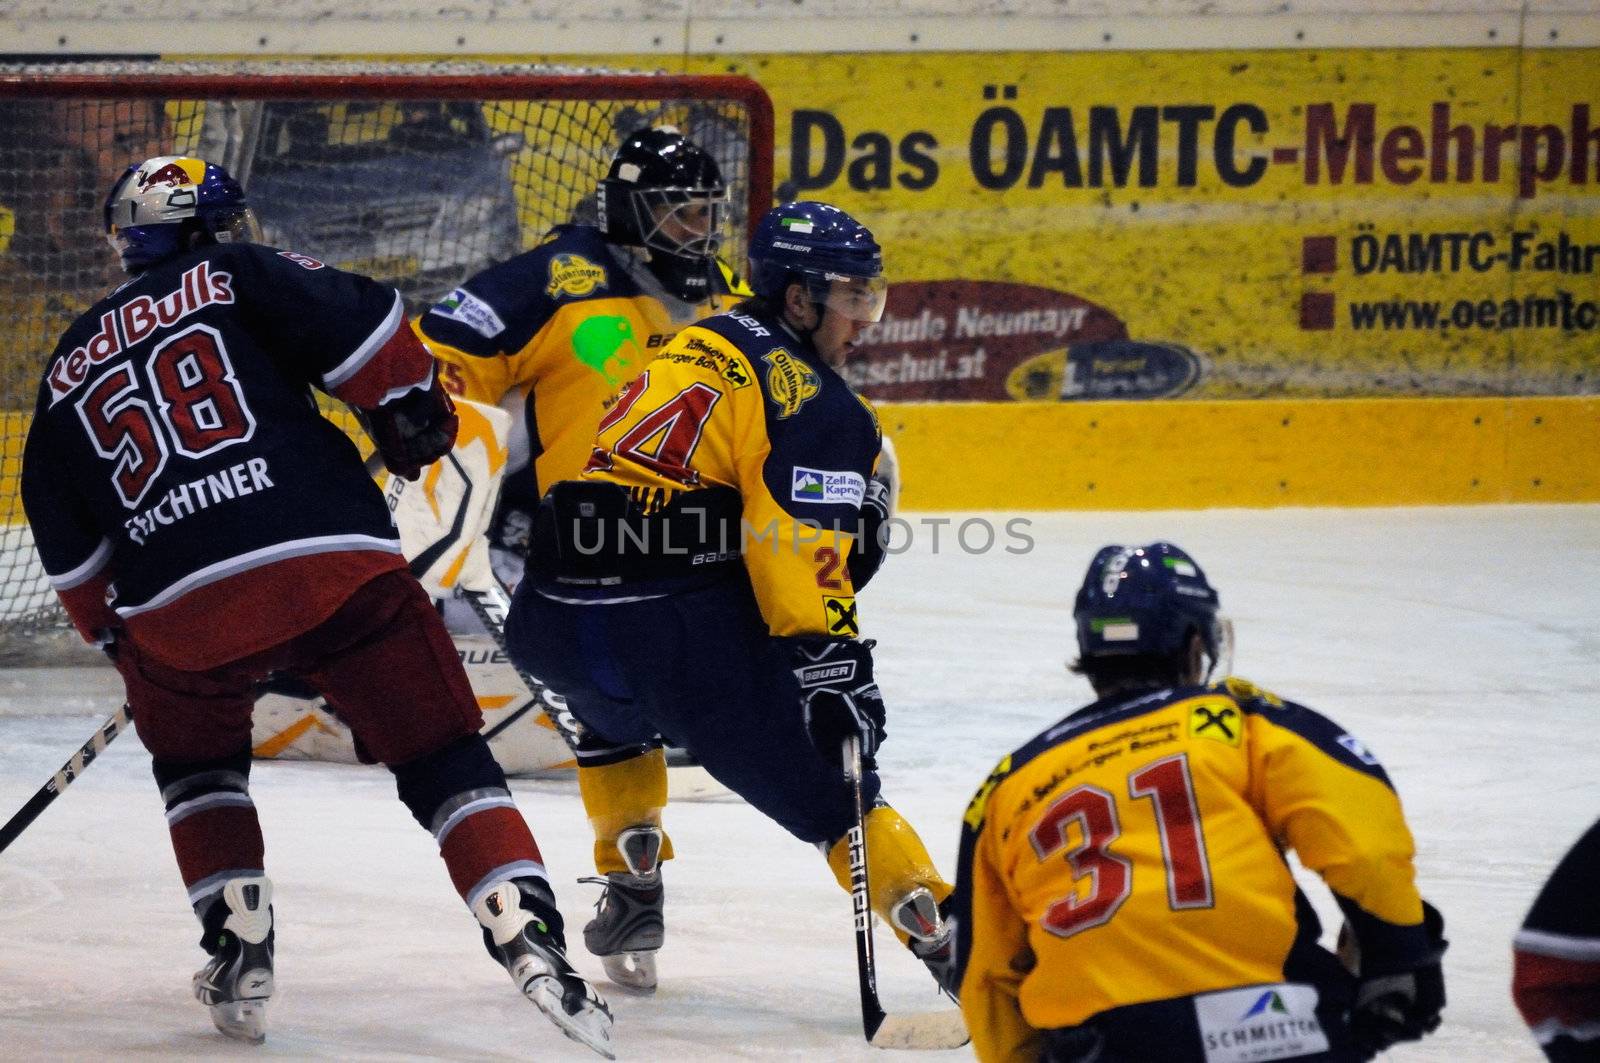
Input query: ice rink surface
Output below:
<box><xmin>2</xmin><ymin>504</ymin><xmax>1596</xmax><ymax>1062</ymax></box>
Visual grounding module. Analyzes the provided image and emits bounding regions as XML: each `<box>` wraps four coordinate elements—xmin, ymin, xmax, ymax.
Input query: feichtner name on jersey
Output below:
<box><xmin>124</xmin><ymin>456</ymin><xmax>275</xmax><ymax>546</ymax></box>
<box><xmin>47</xmin><ymin>261</ymin><xmax>234</xmax><ymax>404</ymax></box>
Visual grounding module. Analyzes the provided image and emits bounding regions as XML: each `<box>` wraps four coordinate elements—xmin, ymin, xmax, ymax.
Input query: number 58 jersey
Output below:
<box><xmin>951</xmin><ymin>677</ymin><xmax>1428</xmax><ymax>1059</ymax></box>
<box><xmin>21</xmin><ymin>242</ymin><xmax>433</xmax><ymax>669</ymax></box>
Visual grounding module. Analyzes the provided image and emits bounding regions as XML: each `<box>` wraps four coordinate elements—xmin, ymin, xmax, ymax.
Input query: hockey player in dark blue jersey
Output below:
<box><xmin>20</xmin><ymin>156</ymin><xmax>612</xmax><ymax>1056</ymax></box>
<box><xmin>503</xmin><ymin>201</ymin><xmax>955</xmax><ymax>1009</ymax></box>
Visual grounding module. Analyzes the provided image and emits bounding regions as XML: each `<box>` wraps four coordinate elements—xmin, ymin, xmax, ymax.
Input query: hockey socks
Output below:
<box><xmin>153</xmin><ymin>749</ymin><xmax>266</xmax><ymax>908</ymax></box>
<box><xmin>393</xmin><ymin>733</ymin><xmax>547</xmax><ymax>906</ymax></box>
<box><xmin>576</xmin><ymin>743</ymin><xmax>676</xmax><ymax>875</ymax></box>
<box><xmin>825</xmin><ymin>804</ymin><xmax>953</xmax><ymax>939</ymax></box>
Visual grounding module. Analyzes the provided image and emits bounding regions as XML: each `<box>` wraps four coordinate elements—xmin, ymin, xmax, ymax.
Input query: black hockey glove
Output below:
<box><xmin>360</xmin><ymin>372</ymin><xmax>458</xmax><ymax>482</ymax></box>
<box><xmin>786</xmin><ymin>637</ymin><xmax>887</xmax><ymax>767</ymax></box>
<box><xmin>847</xmin><ymin>470</ymin><xmax>892</xmax><ymax>591</ymax></box>
<box><xmin>1343</xmin><ymin>901</ymin><xmax>1448</xmax><ymax>1056</ymax></box>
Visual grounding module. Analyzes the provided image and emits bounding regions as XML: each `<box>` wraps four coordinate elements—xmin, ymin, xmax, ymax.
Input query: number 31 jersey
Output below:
<box><xmin>951</xmin><ymin>677</ymin><xmax>1428</xmax><ymax>1061</ymax></box>
<box><xmin>21</xmin><ymin>242</ymin><xmax>432</xmax><ymax>669</ymax></box>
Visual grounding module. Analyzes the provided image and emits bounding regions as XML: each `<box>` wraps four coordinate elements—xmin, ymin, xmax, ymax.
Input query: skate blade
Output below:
<box><xmin>601</xmin><ymin>950</ymin><xmax>658</xmax><ymax>993</ymax></box>
<box><xmin>208</xmin><ymin>1000</ymin><xmax>267</xmax><ymax>1044</ymax></box>
<box><xmin>523</xmin><ymin>974</ymin><xmax>615</xmax><ymax>1060</ymax></box>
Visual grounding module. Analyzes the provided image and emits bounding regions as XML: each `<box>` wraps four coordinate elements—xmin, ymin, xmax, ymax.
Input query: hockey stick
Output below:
<box><xmin>843</xmin><ymin>732</ymin><xmax>887</xmax><ymax>1042</ymax></box>
<box><xmin>376</xmin><ymin>398</ymin><xmax>582</xmax><ymax>753</ymax></box>
<box><xmin>456</xmin><ymin>580</ymin><xmax>584</xmax><ymax>754</ymax></box>
<box><xmin>841</xmin><ymin>735</ymin><xmax>970</xmax><ymax>1051</ymax></box>
<box><xmin>0</xmin><ymin>704</ymin><xmax>132</xmax><ymax>856</ymax></box>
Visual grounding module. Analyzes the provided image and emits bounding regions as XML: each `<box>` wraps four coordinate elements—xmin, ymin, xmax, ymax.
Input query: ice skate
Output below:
<box><xmin>580</xmin><ymin>824</ymin><xmax>665</xmax><ymax>992</ymax></box>
<box><xmin>474</xmin><ymin>878</ymin><xmax>615</xmax><ymax>1059</ymax></box>
<box><xmin>890</xmin><ymin>886</ymin><xmax>957</xmax><ymax>999</ymax></box>
<box><xmin>192</xmin><ymin>875</ymin><xmax>275</xmax><ymax>1043</ymax></box>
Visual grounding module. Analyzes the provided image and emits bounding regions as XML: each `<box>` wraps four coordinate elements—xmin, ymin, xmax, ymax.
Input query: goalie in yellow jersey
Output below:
<box><xmin>414</xmin><ymin>127</ymin><xmax>742</xmax><ymax>592</ymax></box>
<box><xmin>501</xmin><ymin>201</ymin><xmax>956</xmax><ymax>1002</ymax></box>
<box><xmin>951</xmin><ymin>543</ymin><xmax>1447</xmax><ymax>1062</ymax></box>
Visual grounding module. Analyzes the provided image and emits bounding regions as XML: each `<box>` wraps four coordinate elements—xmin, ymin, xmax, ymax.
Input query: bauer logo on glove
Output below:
<box><xmin>797</xmin><ymin>660</ymin><xmax>857</xmax><ymax>687</ymax></box>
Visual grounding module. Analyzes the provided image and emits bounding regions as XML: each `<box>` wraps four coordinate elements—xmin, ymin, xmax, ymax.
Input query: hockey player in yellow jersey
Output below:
<box><xmin>502</xmin><ymin>201</ymin><xmax>956</xmax><ymax>1002</ymax></box>
<box><xmin>952</xmin><ymin>543</ymin><xmax>1447</xmax><ymax>1062</ymax></box>
<box><xmin>415</xmin><ymin>127</ymin><xmax>742</xmax><ymax>586</ymax></box>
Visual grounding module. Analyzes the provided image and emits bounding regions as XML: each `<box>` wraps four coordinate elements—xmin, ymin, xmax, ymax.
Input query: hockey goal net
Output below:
<box><xmin>0</xmin><ymin>60</ymin><xmax>773</xmax><ymax>639</ymax></box>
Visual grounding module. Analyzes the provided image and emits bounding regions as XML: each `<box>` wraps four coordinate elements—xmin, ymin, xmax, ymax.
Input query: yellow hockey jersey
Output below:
<box><xmin>581</xmin><ymin>301</ymin><xmax>881</xmax><ymax>639</ymax></box>
<box><xmin>953</xmin><ymin>677</ymin><xmax>1427</xmax><ymax>1063</ymax></box>
<box><xmin>415</xmin><ymin>225</ymin><xmax>738</xmax><ymax>517</ymax></box>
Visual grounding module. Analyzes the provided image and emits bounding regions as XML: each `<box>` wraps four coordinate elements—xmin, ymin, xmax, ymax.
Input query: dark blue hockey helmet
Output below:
<box><xmin>748</xmin><ymin>201</ymin><xmax>887</xmax><ymax>321</ymax></box>
<box><xmin>1074</xmin><ymin>542</ymin><xmax>1231</xmax><ymax>680</ymax></box>
<box><xmin>104</xmin><ymin>155</ymin><xmax>259</xmax><ymax>273</ymax></box>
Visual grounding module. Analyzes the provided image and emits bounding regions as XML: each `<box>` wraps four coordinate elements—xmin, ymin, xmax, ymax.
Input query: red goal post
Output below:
<box><xmin>0</xmin><ymin>60</ymin><xmax>774</xmax><ymax>634</ymax></box>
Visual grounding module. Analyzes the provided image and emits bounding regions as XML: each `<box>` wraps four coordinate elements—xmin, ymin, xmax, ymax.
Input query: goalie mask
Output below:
<box><xmin>748</xmin><ymin>201</ymin><xmax>888</xmax><ymax>324</ymax></box>
<box><xmin>1073</xmin><ymin>542</ymin><xmax>1233</xmax><ymax>683</ymax></box>
<box><xmin>104</xmin><ymin>156</ymin><xmax>260</xmax><ymax>274</ymax></box>
<box><xmin>598</xmin><ymin>128</ymin><xmax>728</xmax><ymax>303</ymax></box>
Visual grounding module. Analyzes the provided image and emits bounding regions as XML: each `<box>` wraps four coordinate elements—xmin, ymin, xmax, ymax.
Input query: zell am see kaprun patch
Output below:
<box><xmin>791</xmin><ymin>466</ymin><xmax>866</xmax><ymax>506</ymax></box>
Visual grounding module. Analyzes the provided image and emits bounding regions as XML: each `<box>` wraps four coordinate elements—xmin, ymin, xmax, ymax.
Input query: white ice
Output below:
<box><xmin>3</xmin><ymin>505</ymin><xmax>1596</xmax><ymax>1062</ymax></box>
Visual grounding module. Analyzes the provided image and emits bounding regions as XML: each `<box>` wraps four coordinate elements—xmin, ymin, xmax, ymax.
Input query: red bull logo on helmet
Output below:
<box><xmin>137</xmin><ymin>157</ymin><xmax>207</xmax><ymax>192</ymax></box>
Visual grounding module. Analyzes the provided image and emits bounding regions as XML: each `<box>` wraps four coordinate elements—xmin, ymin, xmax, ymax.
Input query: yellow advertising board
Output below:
<box><xmin>482</xmin><ymin>45</ymin><xmax>1598</xmax><ymax>504</ymax></box>
<box><xmin>676</xmin><ymin>47</ymin><xmax>1599</xmax><ymax>404</ymax></box>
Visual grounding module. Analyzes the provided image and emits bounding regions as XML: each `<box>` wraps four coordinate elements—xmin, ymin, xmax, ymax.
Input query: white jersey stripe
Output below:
<box><xmin>1515</xmin><ymin>927</ymin><xmax>1600</xmax><ymax>962</ymax></box>
<box><xmin>1530</xmin><ymin>1017</ymin><xmax>1600</xmax><ymax>1045</ymax></box>
<box><xmin>322</xmin><ymin>289</ymin><xmax>405</xmax><ymax>390</ymax></box>
<box><xmin>48</xmin><ymin>536</ymin><xmax>114</xmax><ymax>590</ymax></box>
<box><xmin>115</xmin><ymin>533</ymin><xmax>401</xmax><ymax>617</ymax></box>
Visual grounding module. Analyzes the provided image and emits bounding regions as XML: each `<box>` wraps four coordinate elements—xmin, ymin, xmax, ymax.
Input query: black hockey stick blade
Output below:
<box><xmin>843</xmin><ymin>735</ymin><xmax>970</xmax><ymax>1051</ymax></box>
<box><xmin>0</xmin><ymin>704</ymin><xmax>132</xmax><ymax>856</ymax></box>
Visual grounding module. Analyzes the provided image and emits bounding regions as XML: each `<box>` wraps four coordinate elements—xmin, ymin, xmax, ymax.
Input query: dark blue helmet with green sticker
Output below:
<box><xmin>750</xmin><ymin>201</ymin><xmax>882</xmax><ymax>294</ymax></box>
<box><xmin>1074</xmin><ymin>542</ymin><xmax>1228</xmax><ymax>676</ymax></box>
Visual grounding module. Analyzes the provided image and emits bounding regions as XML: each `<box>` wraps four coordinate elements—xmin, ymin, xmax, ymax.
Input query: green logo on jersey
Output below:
<box><xmin>1242</xmin><ymin>990</ymin><xmax>1290</xmax><ymax>1018</ymax></box>
<box><xmin>571</xmin><ymin>315</ymin><xmax>641</xmax><ymax>386</ymax></box>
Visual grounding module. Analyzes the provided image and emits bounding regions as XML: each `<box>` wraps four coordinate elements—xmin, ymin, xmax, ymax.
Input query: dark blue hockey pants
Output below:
<box><xmin>505</xmin><ymin>571</ymin><xmax>882</xmax><ymax>846</ymax></box>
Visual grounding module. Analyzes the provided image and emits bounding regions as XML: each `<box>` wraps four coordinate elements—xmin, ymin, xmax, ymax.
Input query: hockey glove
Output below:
<box><xmin>1344</xmin><ymin>901</ymin><xmax>1448</xmax><ymax>1056</ymax></box>
<box><xmin>847</xmin><ymin>470</ymin><xmax>893</xmax><ymax>591</ymax></box>
<box><xmin>360</xmin><ymin>371</ymin><xmax>459</xmax><ymax>482</ymax></box>
<box><xmin>786</xmin><ymin>637</ymin><xmax>887</xmax><ymax>766</ymax></box>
